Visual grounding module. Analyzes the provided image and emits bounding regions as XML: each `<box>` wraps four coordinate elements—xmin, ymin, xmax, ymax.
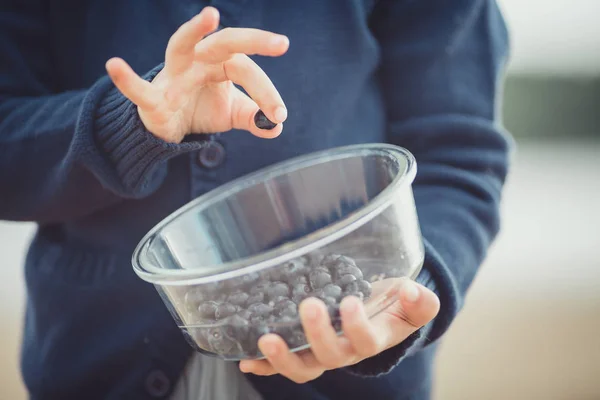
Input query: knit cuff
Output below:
<box><xmin>345</xmin><ymin>240</ymin><xmax>451</xmax><ymax>377</ymax></box>
<box><xmin>77</xmin><ymin>63</ymin><xmax>207</xmax><ymax>198</ymax></box>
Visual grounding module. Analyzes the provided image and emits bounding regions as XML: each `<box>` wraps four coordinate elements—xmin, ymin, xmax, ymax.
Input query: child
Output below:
<box><xmin>0</xmin><ymin>1</ymin><xmax>510</xmax><ymax>399</ymax></box>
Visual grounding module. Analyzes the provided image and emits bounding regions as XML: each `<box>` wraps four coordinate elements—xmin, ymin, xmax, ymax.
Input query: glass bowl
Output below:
<box><xmin>132</xmin><ymin>143</ymin><xmax>424</xmax><ymax>360</ymax></box>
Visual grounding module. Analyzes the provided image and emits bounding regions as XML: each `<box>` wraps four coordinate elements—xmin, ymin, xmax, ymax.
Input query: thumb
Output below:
<box><xmin>372</xmin><ymin>279</ymin><xmax>440</xmax><ymax>347</ymax></box>
<box><xmin>230</xmin><ymin>90</ymin><xmax>284</xmax><ymax>139</ymax></box>
<box><xmin>394</xmin><ymin>280</ymin><xmax>440</xmax><ymax>328</ymax></box>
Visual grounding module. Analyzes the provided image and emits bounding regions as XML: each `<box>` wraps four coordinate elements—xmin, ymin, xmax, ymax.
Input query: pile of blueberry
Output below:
<box><xmin>183</xmin><ymin>254</ymin><xmax>372</xmax><ymax>358</ymax></box>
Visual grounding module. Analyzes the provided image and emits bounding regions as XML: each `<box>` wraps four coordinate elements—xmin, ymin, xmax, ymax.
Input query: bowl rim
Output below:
<box><xmin>131</xmin><ymin>143</ymin><xmax>417</xmax><ymax>286</ymax></box>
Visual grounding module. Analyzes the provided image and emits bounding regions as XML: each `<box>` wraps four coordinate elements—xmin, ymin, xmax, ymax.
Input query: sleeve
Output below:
<box><xmin>0</xmin><ymin>0</ymin><xmax>205</xmax><ymax>223</ymax></box>
<box><xmin>346</xmin><ymin>0</ymin><xmax>513</xmax><ymax>376</ymax></box>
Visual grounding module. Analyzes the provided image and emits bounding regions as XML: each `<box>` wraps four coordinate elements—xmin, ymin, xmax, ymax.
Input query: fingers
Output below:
<box><xmin>299</xmin><ymin>298</ymin><xmax>354</xmax><ymax>368</ymax></box>
<box><xmin>392</xmin><ymin>280</ymin><xmax>440</xmax><ymax>328</ymax></box>
<box><xmin>195</xmin><ymin>27</ymin><xmax>289</xmax><ymax>64</ymax></box>
<box><xmin>223</xmin><ymin>54</ymin><xmax>286</xmax><ymax>125</ymax></box>
<box><xmin>105</xmin><ymin>58</ymin><xmax>160</xmax><ymax>111</ymax></box>
<box><xmin>370</xmin><ymin>280</ymin><xmax>440</xmax><ymax>349</ymax></box>
<box><xmin>239</xmin><ymin>359</ymin><xmax>277</xmax><ymax>376</ymax></box>
<box><xmin>339</xmin><ymin>296</ymin><xmax>386</xmax><ymax>358</ymax></box>
<box><xmin>166</xmin><ymin>7</ymin><xmax>220</xmax><ymax>73</ymax></box>
<box><xmin>230</xmin><ymin>91</ymin><xmax>283</xmax><ymax>139</ymax></box>
<box><xmin>256</xmin><ymin>334</ymin><xmax>325</xmax><ymax>384</ymax></box>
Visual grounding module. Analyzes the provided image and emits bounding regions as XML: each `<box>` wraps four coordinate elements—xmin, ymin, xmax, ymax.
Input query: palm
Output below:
<box><xmin>141</xmin><ymin>73</ymin><xmax>236</xmax><ymax>141</ymax></box>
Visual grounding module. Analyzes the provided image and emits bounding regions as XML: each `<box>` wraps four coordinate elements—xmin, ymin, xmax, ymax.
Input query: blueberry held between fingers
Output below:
<box><xmin>254</xmin><ymin>110</ymin><xmax>277</xmax><ymax>130</ymax></box>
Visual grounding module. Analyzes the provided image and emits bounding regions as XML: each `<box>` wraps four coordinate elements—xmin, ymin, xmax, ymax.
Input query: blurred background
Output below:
<box><xmin>1</xmin><ymin>1</ymin><xmax>599</xmax><ymax>399</ymax></box>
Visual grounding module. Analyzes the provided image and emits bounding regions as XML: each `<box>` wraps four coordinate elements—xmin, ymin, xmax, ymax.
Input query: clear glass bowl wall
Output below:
<box><xmin>132</xmin><ymin>145</ymin><xmax>424</xmax><ymax>360</ymax></box>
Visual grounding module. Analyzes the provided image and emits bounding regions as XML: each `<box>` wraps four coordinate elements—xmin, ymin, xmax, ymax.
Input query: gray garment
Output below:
<box><xmin>171</xmin><ymin>353</ymin><xmax>264</xmax><ymax>400</ymax></box>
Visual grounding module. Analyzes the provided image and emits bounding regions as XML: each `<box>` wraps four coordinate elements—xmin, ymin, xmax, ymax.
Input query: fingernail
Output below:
<box><xmin>254</xmin><ymin>110</ymin><xmax>277</xmax><ymax>130</ymax></box>
<box><xmin>274</xmin><ymin>107</ymin><xmax>287</xmax><ymax>123</ymax></box>
<box><xmin>402</xmin><ymin>281</ymin><xmax>420</xmax><ymax>303</ymax></box>
<box><xmin>271</xmin><ymin>35</ymin><xmax>289</xmax><ymax>47</ymax></box>
<box><xmin>304</xmin><ymin>304</ymin><xmax>319</xmax><ymax>321</ymax></box>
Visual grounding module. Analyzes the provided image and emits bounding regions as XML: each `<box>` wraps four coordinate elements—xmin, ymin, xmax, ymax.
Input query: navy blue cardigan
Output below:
<box><xmin>0</xmin><ymin>0</ymin><xmax>511</xmax><ymax>399</ymax></box>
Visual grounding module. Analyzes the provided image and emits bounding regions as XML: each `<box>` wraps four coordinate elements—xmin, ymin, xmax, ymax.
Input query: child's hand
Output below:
<box><xmin>105</xmin><ymin>6</ymin><xmax>289</xmax><ymax>143</ymax></box>
<box><xmin>239</xmin><ymin>278</ymin><xmax>440</xmax><ymax>383</ymax></box>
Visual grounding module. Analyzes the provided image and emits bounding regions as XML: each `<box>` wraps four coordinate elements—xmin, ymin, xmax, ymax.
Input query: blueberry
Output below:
<box><xmin>289</xmin><ymin>275</ymin><xmax>308</xmax><ymax>286</ymax></box>
<box><xmin>336</xmin><ymin>274</ymin><xmax>357</xmax><ymax>287</ymax></box>
<box><xmin>207</xmin><ymin>327</ymin><xmax>238</xmax><ymax>354</ymax></box>
<box><xmin>343</xmin><ymin>282</ymin><xmax>365</xmax><ymax>300</ymax></box>
<box><xmin>227</xmin><ymin>272</ymin><xmax>260</xmax><ymax>289</ymax></box>
<box><xmin>246</xmin><ymin>292</ymin><xmax>265</xmax><ymax>306</ymax></box>
<box><xmin>309</xmin><ymin>270</ymin><xmax>332</xmax><ymax>290</ymax></box>
<box><xmin>356</xmin><ymin>279</ymin><xmax>372</xmax><ymax>298</ymax></box>
<box><xmin>292</xmin><ymin>283</ymin><xmax>311</xmax><ymax>303</ymax></box>
<box><xmin>246</xmin><ymin>323</ymin><xmax>270</xmax><ymax>356</ymax></box>
<box><xmin>319</xmin><ymin>254</ymin><xmax>342</xmax><ymax>267</ymax></box>
<box><xmin>250</xmin><ymin>283</ymin><xmax>270</xmax><ymax>296</ymax></box>
<box><xmin>228</xmin><ymin>314</ymin><xmax>250</xmax><ymax>339</ymax></box>
<box><xmin>203</xmin><ymin>282</ymin><xmax>225</xmax><ymax>296</ymax></box>
<box><xmin>285</xmin><ymin>330</ymin><xmax>308</xmax><ymax>349</ymax></box>
<box><xmin>266</xmin><ymin>282</ymin><xmax>291</xmax><ymax>301</ymax></box>
<box><xmin>237</xmin><ymin>309</ymin><xmax>253</xmax><ymax>321</ymax></box>
<box><xmin>274</xmin><ymin>299</ymin><xmax>298</xmax><ymax>318</ymax></box>
<box><xmin>311</xmin><ymin>266</ymin><xmax>330</xmax><ymax>275</ymax></box>
<box><xmin>342</xmin><ymin>281</ymin><xmax>360</xmax><ymax>295</ymax></box>
<box><xmin>248</xmin><ymin>303</ymin><xmax>273</xmax><ymax>318</ymax></box>
<box><xmin>191</xmin><ymin>328</ymin><xmax>211</xmax><ymax>350</ymax></box>
<box><xmin>198</xmin><ymin>301</ymin><xmax>219</xmax><ymax>320</ymax></box>
<box><xmin>254</xmin><ymin>110</ymin><xmax>277</xmax><ymax>130</ymax></box>
<box><xmin>281</xmin><ymin>258</ymin><xmax>311</xmax><ymax>280</ymax></box>
<box><xmin>336</xmin><ymin>265</ymin><xmax>364</xmax><ymax>281</ymax></box>
<box><xmin>305</xmin><ymin>253</ymin><xmax>325</xmax><ymax>268</ymax></box>
<box><xmin>322</xmin><ymin>284</ymin><xmax>342</xmax><ymax>300</ymax></box>
<box><xmin>184</xmin><ymin>288</ymin><xmax>206</xmax><ymax>314</ymax></box>
<box><xmin>322</xmin><ymin>296</ymin><xmax>338</xmax><ymax>311</ymax></box>
<box><xmin>332</xmin><ymin>319</ymin><xmax>343</xmax><ymax>332</ymax></box>
<box><xmin>268</xmin><ymin>295</ymin><xmax>289</xmax><ymax>306</ymax></box>
<box><xmin>269</xmin><ymin>268</ymin><xmax>285</xmax><ymax>282</ymax></box>
<box><xmin>309</xmin><ymin>289</ymin><xmax>327</xmax><ymax>301</ymax></box>
<box><xmin>215</xmin><ymin>302</ymin><xmax>238</xmax><ymax>320</ymax></box>
<box><xmin>322</xmin><ymin>295</ymin><xmax>336</xmax><ymax>306</ymax></box>
<box><xmin>227</xmin><ymin>291</ymin><xmax>250</xmax><ymax>307</ymax></box>
<box><xmin>242</xmin><ymin>272</ymin><xmax>261</xmax><ymax>285</ymax></box>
